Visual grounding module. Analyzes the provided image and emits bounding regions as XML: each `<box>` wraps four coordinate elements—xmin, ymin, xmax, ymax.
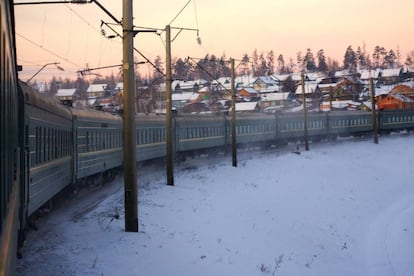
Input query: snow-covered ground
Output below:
<box><xmin>17</xmin><ymin>135</ymin><xmax>414</xmax><ymax>276</ymax></box>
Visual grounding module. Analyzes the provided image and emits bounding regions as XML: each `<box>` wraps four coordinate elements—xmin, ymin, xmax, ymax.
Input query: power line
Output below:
<box><xmin>168</xmin><ymin>0</ymin><xmax>192</xmax><ymax>26</ymax></box>
<box><xmin>63</xmin><ymin>3</ymin><xmax>102</xmax><ymax>35</ymax></box>
<box><xmin>16</xmin><ymin>32</ymin><xmax>83</xmax><ymax>68</ymax></box>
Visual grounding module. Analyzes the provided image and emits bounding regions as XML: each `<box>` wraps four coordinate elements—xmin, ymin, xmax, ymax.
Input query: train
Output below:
<box><xmin>1</xmin><ymin>0</ymin><xmax>19</xmax><ymax>275</ymax></box>
<box><xmin>2</xmin><ymin>1</ymin><xmax>414</xmax><ymax>274</ymax></box>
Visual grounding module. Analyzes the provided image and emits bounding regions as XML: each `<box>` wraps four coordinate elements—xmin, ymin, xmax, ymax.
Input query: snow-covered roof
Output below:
<box><xmin>87</xmin><ymin>83</ymin><xmax>108</xmax><ymax>93</ymax></box>
<box><xmin>239</xmin><ymin>87</ymin><xmax>258</xmax><ymax>94</ymax></box>
<box><xmin>381</xmin><ymin>68</ymin><xmax>402</xmax><ymax>78</ymax></box>
<box><xmin>260</xmin><ymin>85</ymin><xmax>280</xmax><ymax>93</ymax></box>
<box><xmin>254</xmin><ymin>76</ymin><xmax>278</xmax><ymax>85</ymax></box>
<box><xmin>261</xmin><ymin>92</ymin><xmax>290</xmax><ymax>101</ymax></box>
<box><xmin>295</xmin><ymin>82</ymin><xmax>318</xmax><ymax>94</ymax></box>
<box><xmin>334</xmin><ymin>69</ymin><xmax>351</xmax><ymax>77</ymax></box>
<box><xmin>172</xmin><ymin>92</ymin><xmax>198</xmax><ymax>101</ymax></box>
<box><xmin>235</xmin><ymin>75</ymin><xmax>255</xmax><ymax>87</ymax></box>
<box><xmin>235</xmin><ymin>101</ymin><xmax>259</xmax><ymax>111</ymax></box>
<box><xmin>115</xmin><ymin>82</ymin><xmax>123</xmax><ymax>91</ymax></box>
<box><xmin>387</xmin><ymin>93</ymin><xmax>414</xmax><ymax>103</ymax></box>
<box><xmin>359</xmin><ymin>69</ymin><xmax>381</xmax><ymax>80</ymax></box>
<box><xmin>56</xmin><ymin>88</ymin><xmax>76</xmax><ymax>97</ymax></box>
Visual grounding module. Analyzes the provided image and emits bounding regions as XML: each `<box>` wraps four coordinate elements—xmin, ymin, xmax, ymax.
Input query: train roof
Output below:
<box><xmin>19</xmin><ymin>81</ymin><xmax>72</xmax><ymax>119</ymax></box>
<box><xmin>72</xmin><ymin>107</ymin><xmax>122</xmax><ymax>122</ymax></box>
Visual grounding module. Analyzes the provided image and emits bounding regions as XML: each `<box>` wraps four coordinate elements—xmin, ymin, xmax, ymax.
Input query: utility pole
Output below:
<box><xmin>231</xmin><ymin>58</ymin><xmax>237</xmax><ymax>167</ymax></box>
<box><xmin>123</xmin><ymin>0</ymin><xmax>138</xmax><ymax>232</ymax></box>
<box><xmin>301</xmin><ymin>73</ymin><xmax>309</xmax><ymax>151</ymax></box>
<box><xmin>370</xmin><ymin>78</ymin><xmax>379</xmax><ymax>144</ymax></box>
<box><xmin>165</xmin><ymin>25</ymin><xmax>174</xmax><ymax>185</ymax></box>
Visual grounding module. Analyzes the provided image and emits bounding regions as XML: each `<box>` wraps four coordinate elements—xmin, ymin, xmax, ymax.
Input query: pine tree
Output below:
<box><xmin>317</xmin><ymin>49</ymin><xmax>328</xmax><ymax>73</ymax></box>
<box><xmin>343</xmin><ymin>46</ymin><xmax>357</xmax><ymax>71</ymax></box>
<box><xmin>267</xmin><ymin>50</ymin><xmax>275</xmax><ymax>75</ymax></box>
<box><xmin>277</xmin><ymin>54</ymin><xmax>286</xmax><ymax>74</ymax></box>
<box><xmin>303</xmin><ymin>48</ymin><xmax>317</xmax><ymax>72</ymax></box>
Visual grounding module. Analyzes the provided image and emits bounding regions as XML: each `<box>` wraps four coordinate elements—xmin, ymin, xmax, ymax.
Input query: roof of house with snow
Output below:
<box><xmin>235</xmin><ymin>101</ymin><xmax>260</xmax><ymax>111</ymax></box>
<box><xmin>381</xmin><ymin>68</ymin><xmax>403</xmax><ymax>78</ymax></box>
<box><xmin>87</xmin><ymin>83</ymin><xmax>108</xmax><ymax>93</ymax></box>
<box><xmin>261</xmin><ymin>92</ymin><xmax>291</xmax><ymax>101</ymax></box>
<box><xmin>359</xmin><ymin>69</ymin><xmax>381</xmax><ymax>80</ymax></box>
<box><xmin>56</xmin><ymin>88</ymin><xmax>76</xmax><ymax>97</ymax></box>
<box><xmin>295</xmin><ymin>82</ymin><xmax>319</xmax><ymax>94</ymax></box>
<box><xmin>172</xmin><ymin>92</ymin><xmax>198</xmax><ymax>102</ymax></box>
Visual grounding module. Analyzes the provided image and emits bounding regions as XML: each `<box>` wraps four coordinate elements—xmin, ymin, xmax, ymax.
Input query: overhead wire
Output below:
<box><xmin>168</xmin><ymin>0</ymin><xmax>192</xmax><ymax>26</ymax></box>
<box><xmin>16</xmin><ymin>32</ymin><xmax>83</xmax><ymax>68</ymax></box>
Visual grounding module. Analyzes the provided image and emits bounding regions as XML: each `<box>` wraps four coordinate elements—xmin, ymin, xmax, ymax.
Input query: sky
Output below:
<box><xmin>16</xmin><ymin>134</ymin><xmax>414</xmax><ymax>275</ymax></box>
<box><xmin>14</xmin><ymin>0</ymin><xmax>414</xmax><ymax>83</ymax></box>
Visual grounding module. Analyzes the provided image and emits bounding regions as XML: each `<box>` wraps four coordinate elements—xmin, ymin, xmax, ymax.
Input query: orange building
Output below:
<box><xmin>377</xmin><ymin>93</ymin><xmax>414</xmax><ymax>110</ymax></box>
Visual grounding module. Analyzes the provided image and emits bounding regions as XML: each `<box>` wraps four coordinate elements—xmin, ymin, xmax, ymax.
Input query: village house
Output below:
<box><xmin>56</xmin><ymin>88</ymin><xmax>77</xmax><ymax>106</ymax></box>
<box><xmin>252</xmin><ymin>76</ymin><xmax>278</xmax><ymax>91</ymax></box>
<box><xmin>237</xmin><ymin>87</ymin><xmax>260</xmax><ymax>102</ymax></box>
<box><xmin>377</xmin><ymin>93</ymin><xmax>414</xmax><ymax>110</ymax></box>
<box><xmin>261</xmin><ymin>92</ymin><xmax>293</xmax><ymax>110</ymax></box>
<box><xmin>86</xmin><ymin>83</ymin><xmax>109</xmax><ymax>106</ymax></box>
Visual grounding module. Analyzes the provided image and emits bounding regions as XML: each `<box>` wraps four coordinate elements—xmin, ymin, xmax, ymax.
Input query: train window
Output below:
<box><xmin>86</xmin><ymin>131</ymin><xmax>89</xmax><ymax>152</ymax></box>
<box><xmin>35</xmin><ymin>126</ymin><xmax>39</xmax><ymax>164</ymax></box>
<box><xmin>48</xmin><ymin>128</ymin><xmax>51</xmax><ymax>161</ymax></box>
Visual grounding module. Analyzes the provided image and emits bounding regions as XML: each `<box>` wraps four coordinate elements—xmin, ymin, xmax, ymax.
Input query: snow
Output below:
<box><xmin>16</xmin><ymin>134</ymin><xmax>414</xmax><ymax>276</ymax></box>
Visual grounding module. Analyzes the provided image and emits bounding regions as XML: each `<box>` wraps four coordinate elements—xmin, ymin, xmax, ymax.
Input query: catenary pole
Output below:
<box><xmin>166</xmin><ymin>25</ymin><xmax>174</xmax><ymax>185</ymax></box>
<box><xmin>301</xmin><ymin>73</ymin><xmax>309</xmax><ymax>151</ymax></box>
<box><xmin>123</xmin><ymin>0</ymin><xmax>138</xmax><ymax>232</ymax></box>
<box><xmin>370</xmin><ymin>78</ymin><xmax>379</xmax><ymax>144</ymax></box>
<box><xmin>231</xmin><ymin>58</ymin><xmax>237</xmax><ymax>167</ymax></box>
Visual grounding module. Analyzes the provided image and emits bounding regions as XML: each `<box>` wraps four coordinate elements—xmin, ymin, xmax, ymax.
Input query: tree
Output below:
<box><xmin>282</xmin><ymin>75</ymin><xmax>296</xmax><ymax>92</ymax></box>
<box><xmin>372</xmin><ymin>45</ymin><xmax>387</xmax><ymax>69</ymax></box>
<box><xmin>343</xmin><ymin>46</ymin><xmax>357</xmax><ymax>71</ymax></box>
<box><xmin>327</xmin><ymin>57</ymin><xmax>341</xmax><ymax>76</ymax></box>
<box><xmin>405</xmin><ymin>51</ymin><xmax>414</xmax><ymax>68</ymax></box>
<box><xmin>356</xmin><ymin>46</ymin><xmax>369</xmax><ymax>69</ymax></box>
<box><xmin>173</xmin><ymin>57</ymin><xmax>191</xmax><ymax>80</ymax></box>
<box><xmin>303</xmin><ymin>48</ymin><xmax>317</xmax><ymax>72</ymax></box>
<box><xmin>277</xmin><ymin>54</ymin><xmax>286</xmax><ymax>74</ymax></box>
<box><xmin>258</xmin><ymin>52</ymin><xmax>268</xmax><ymax>76</ymax></box>
<box><xmin>296</xmin><ymin>51</ymin><xmax>303</xmax><ymax>71</ymax></box>
<box><xmin>240</xmin><ymin>53</ymin><xmax>250</xmax><ymax>75</ymax></box>
<box><xmin>384</xmin><ymin>49</ymin><xmax>397</xmax><ymax>68</ymax></box>
<box><xmin>252</xmin><ymin>49</ymin><xmax>259</xmax><ymax>76</ymax></box>
<box><xmin>316</xmin><ymin>49</ymin><xmax>328</xmax><ymax>73</ymax></box>
<box><xmin>267</xmin><ymin>50</ymin><xmax>275</xmax><ymax>75</ymax></box>
<box><xmin>153</xmin><ymin>55</ymin><xmax>164</xmax><ymax>81</ymax></box>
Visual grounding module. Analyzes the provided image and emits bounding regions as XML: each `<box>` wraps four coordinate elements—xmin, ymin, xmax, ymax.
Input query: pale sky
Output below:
<box><xmin>14</xmin><ymin>0</ymin><xmax>414</xmax><ymax>83</ymax></box>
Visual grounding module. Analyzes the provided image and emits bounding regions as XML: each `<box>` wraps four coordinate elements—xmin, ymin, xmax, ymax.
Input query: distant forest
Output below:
<box><xmin>32</xmin><ymin>44</ymin><xmax>414</xmax><ymax>95</ymax></box>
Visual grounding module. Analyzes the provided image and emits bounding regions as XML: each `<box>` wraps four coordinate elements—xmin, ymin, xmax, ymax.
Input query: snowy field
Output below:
<box><xmin>17</xmin><ymin>135</ymin><xmax>414</xmax><ymax>276</ymax></box>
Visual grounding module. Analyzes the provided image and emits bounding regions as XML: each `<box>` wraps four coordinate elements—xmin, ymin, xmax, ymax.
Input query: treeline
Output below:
<box><xmin>34</xmin><ymin>44</ymin><xmax>414</xmax><ymax>95</ymax></box>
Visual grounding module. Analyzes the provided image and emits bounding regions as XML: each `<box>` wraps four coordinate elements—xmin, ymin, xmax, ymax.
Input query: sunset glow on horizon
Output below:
<box><xmin>14</xmin><ymin>0</ymin><xmax>414</xmax><ymax>83</ymax></box>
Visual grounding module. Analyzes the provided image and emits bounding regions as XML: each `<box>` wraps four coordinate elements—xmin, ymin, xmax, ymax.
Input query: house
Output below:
<box><xmin>252</xmin><ymin>76</ymin><xmax>278</xmax><ymax>91</ymax></box>
<box><xmin>377</xmin><ymin>93</ymin><xmax>414</xmax><ymax>110</ymax></box>
<box><xmin>86</xmin><ymin>83</ymin><xmax>109</xmax><ymax>105</ymax></box>
<box><xmin>260</xmin><ymin>92</ymin><xmax>292</xmax><ymax>109</ymax></box>
<box><xmin>234</xmin><ymin>102</ymin><xmax>260</xmax><ymax>112</ymax></box>
<box><xmin>379</xmin><ymin>68</ymin><xmax>403</xmax><ymax>85</ymax></box>
<box><xmin>295</xmin><ymin>82</ymin><xmax>319</xmax><ymax>99</ymax></box>
<box><xmin>389</xmin><ymin>84</ymin><xmax>414</xmax><ymax>99</ymax></box>
<box><xmin>55</xmin><ymin>88</ymin><xmax>77</xmax><ymax>106</ymax></box>
<box><xmin>237</xmin><ymin>88</ymin><xmax>260</xmax><ymax>102</ymax></box>
<box><xmin>172</xmin><ymin>92</ymin><xmax>199</xmax><ymax>109</ymax></box>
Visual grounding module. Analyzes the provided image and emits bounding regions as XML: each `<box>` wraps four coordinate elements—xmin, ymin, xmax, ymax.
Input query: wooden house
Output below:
<box><xmin>56</xmin><ymin>88</ymin><xmax>77</xmax><ymax>106</ymax></box>
<box><xmin>389</xmin><ymin>84</ymin><xmax>414</xmax><ymax>100</ymax></box>
<box><xmin>238</xmin><ymin>88</ymin><xmax>260</xmax><ymax>102</ymax></box>
<box><xmin>252</xmin><ymin>76</ymin><xmax>278</xmax><ymax>91</ymax></box>
<box><xmin>379</xmin><ymin>68</ymin><xmax>403</xmax><ymax>85</ymax></box>
<box><xmin>377</xmin><ymin>93</ymin><xmax>414</xmax><ymax>110</ymax></box>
